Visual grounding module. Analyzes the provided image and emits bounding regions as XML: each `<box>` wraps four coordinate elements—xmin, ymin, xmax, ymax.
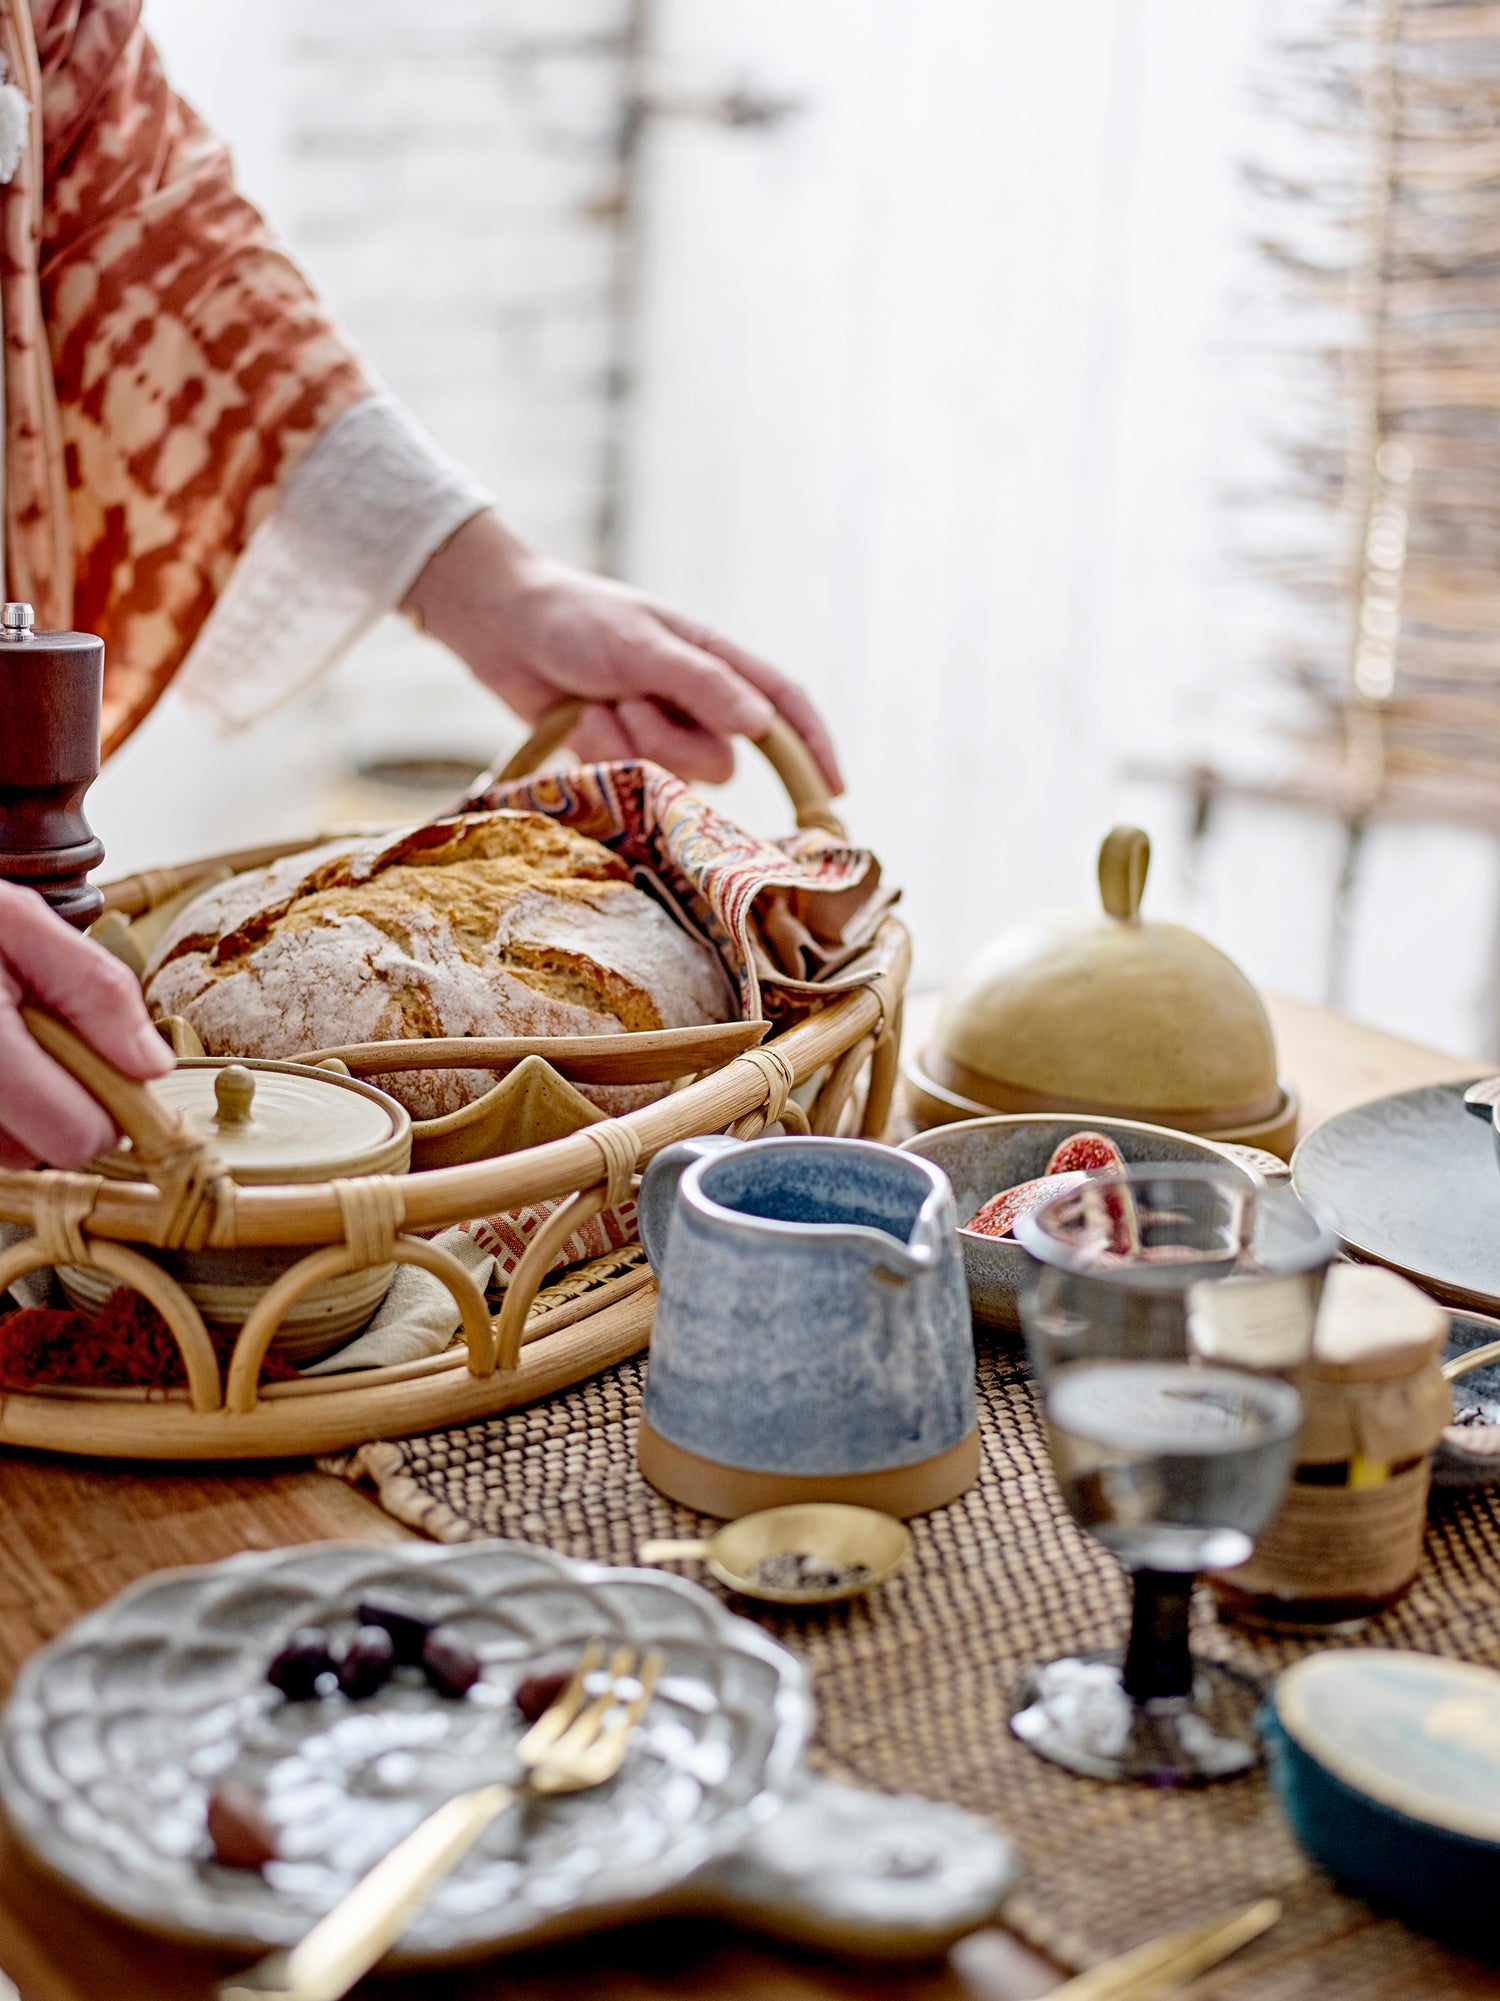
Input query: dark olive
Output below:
<box><xmin>514</xmin><ymin>1667</ymin><xmax>572</xmax><ymax>1723</ymax></box>
<box><xmin>206</xmin><ymin>1784</ymin><xmax>277</xmax><ymax>1870</ymax></box>
<box><xmin>421</xmin><ymin>1626</ymin><xmax>480</xmax><ymax>1698</ymax></box>
<box><xmin>266</xmin><ymin>1627</ymin><xmax>334</xmax><ymax>1700</ymax></box>
<box><xmin>336</xmin><ymin>1624</ymin><xmax>396</xmax><ymax>1699</ymax></box>
<box><xmin>355</xmin><ymin>1595</ymin><xmax>433</xmax><ymax>1666</ymax></box>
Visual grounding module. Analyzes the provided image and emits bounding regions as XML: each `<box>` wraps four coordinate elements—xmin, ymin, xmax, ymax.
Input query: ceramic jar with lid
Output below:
<box><xmin>59</xmin><ymin>1058</ymin><xmax>412</xmax><ymax>1364</ymax></box>
<box><xmin>1213</xmin><ymin>1263</ymin><xmax>1452</xmax><ymax>1628</ymax></box>
<box><xmin>905</xmin><ymin>826</ymin><xmax>1298</xmax><ymax>1157</ymax></box>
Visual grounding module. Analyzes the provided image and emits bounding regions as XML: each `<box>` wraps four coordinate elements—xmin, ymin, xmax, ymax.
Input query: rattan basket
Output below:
<box><xmin>0</xmin><ymin>710</ymin><xmax>908</xmax><ymax>1461</ymax></box>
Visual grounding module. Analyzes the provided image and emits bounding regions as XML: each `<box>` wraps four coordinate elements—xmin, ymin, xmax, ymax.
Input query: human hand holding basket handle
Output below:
<box><xmin>491</xmin><ymin>700</ymin><xmax>847</xmax><ymax>839</ymax></box>
<box><xmin>0</xmin><ymin>881</ymin><xmax>173</xmax><ymax>1169</ymax></box>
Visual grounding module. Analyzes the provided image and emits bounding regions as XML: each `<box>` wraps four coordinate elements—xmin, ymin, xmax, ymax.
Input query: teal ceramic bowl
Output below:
<box><xmin>1264</xmin><ymin>1651</ymin><xmax>1500</xmax><ymax>1949</ymax></box>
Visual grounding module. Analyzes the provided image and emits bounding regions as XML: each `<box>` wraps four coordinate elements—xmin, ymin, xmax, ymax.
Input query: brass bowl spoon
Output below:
<box><xmin>640</xmin><ymin>1502</ymin><xmax>911</xmax><ymax>1606</ymax></box>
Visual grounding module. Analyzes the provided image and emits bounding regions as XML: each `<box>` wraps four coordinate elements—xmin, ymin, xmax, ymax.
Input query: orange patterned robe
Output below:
<box><xmin>0</xmin><ymin>0</ymin><xmax>374</xmax><ymax>756</ymax></box>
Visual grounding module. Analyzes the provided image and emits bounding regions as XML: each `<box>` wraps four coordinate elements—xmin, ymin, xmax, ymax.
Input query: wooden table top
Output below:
<box><xmin>0</xmin><ymin>992</ymin><xmax>1483</xmax><ymax>2001</ymax></box>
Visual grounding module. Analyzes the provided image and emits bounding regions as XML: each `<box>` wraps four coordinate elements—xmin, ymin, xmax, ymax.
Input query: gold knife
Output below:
<box><xmin>1045</xmin><ymin>1897</ymin><xmax>1281</xmax><ymax>2001</ymax></box>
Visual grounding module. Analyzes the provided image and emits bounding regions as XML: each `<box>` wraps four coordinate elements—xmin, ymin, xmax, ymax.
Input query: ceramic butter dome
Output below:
<box><xmin>905</xmin><ymin>827</ymin><xmax>1298</xmax><ymax>1158</ymax></box>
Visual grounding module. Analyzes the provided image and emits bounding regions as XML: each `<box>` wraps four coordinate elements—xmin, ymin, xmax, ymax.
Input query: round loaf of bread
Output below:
<box><xmin>142</xmin><ymin>811</ymin><xmax>736</xmax><ymax>1120</ymax></box>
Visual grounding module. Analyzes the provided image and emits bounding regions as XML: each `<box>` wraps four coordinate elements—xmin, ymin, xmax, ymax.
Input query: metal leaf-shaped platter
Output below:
<box><xmin>0</xmin><ymin>1541</ymin><xmax>811</xmax><ymax>1965</ymax></box>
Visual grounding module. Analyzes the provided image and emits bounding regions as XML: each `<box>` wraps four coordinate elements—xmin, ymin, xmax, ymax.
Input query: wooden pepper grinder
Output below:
<box><xmin>0</xmin><ymin>602</ymin><xmax>106</xmax><ymax>929</ymax></box>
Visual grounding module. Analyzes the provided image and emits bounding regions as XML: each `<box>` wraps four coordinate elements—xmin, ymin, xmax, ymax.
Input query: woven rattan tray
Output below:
<box><xmin>0</xmin><ymin>710</ymin><xmax>908</xmax><ymax>1461</ymax></box>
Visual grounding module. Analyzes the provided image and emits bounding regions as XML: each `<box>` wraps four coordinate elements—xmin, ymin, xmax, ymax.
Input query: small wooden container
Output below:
<box><xmin>1215</xmin><ymin>1264</ymin><xmax>1452</xmax><ymax>1628</ymax></box>
<box><xmin>58</xmin><ymin>1058</ymin><xmax>411</xmax><ymax>1365</ymax></box>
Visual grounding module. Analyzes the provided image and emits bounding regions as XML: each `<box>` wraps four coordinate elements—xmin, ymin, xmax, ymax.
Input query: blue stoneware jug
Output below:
<box><xmin>636</xmin><ymin>1134</ymin><xmax>979</xmax><ymax>1519</ymax></box>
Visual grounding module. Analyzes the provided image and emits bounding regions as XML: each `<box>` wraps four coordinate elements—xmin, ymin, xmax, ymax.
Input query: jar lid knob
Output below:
<box><xmin>1098</xmin><ymin>826</ymin><xmax>1150</xmax><ymax>923</ymax></box>
<box><xmin>214</xmin><ymin>1064</ymin><xmax>256</xmax><ymax>1127</ymax></box>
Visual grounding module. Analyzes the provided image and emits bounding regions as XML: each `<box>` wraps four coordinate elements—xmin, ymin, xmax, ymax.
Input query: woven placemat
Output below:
<box><xmin>329</xmin><ymin>1347</ymin><xmax>1500</xmax><ymax>1995</ymax></box>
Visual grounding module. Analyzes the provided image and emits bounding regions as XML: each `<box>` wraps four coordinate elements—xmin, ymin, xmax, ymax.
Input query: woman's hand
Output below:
<box><xmin>0</xmin><ymin>883</ymin><xmax>172</xmax><ymax>1169</ymax></box>
<box><xmin>402</xmin><ymin>510</ymin><xmax>843</xmax><ymax>792</ymax></box>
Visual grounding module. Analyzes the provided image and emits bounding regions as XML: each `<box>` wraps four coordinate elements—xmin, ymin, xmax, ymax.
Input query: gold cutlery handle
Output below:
<box><xmin>217</xmin><ymin>1782</ymin><xmax>514</xmax><ymax>2001</ymax></box>
<box><xmin>1444</xmin><ymin>1338</ymin><xmax>1500</xmax><ymax>1383</ymax></box>
<box><xmin>638</xmin><ymin>1540</ymin><xmax>712</xmax><ymax>1563</ymax></box>
<box><xmin>1048</xmin><ymin>1897</ymin><xmax>1280</xmax><ymax>2001</ymax></box>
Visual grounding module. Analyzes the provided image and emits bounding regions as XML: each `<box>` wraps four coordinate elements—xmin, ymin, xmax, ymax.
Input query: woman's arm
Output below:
<box><xmin>29</xmin><ymin>0</ymin><xmax>841</xmax><ymax>790</ymax></box>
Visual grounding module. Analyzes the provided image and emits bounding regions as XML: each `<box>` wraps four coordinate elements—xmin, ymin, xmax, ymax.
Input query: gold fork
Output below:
<box><xmin>218</xmin><ymin>1638</ymin><xmax>664</xmax><ymax>2001</ymax></box>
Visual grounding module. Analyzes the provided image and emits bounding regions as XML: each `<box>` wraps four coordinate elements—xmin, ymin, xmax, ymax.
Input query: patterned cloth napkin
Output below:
<box><xmin>464</xmin><ymin>758</ymin><xmax>895</xmax><ymax>1019</ymax></box>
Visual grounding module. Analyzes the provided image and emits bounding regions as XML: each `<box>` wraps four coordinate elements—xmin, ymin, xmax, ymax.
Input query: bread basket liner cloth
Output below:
<box><xmin>462</xmin><ymin>755</ymin><xmax>894</xmax><ymax>1021</ymax></box>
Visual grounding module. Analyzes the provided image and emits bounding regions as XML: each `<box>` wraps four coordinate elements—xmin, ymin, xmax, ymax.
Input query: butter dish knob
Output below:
<box><xmin>214</xmin><ymin>1065</ymin><xmax>256</xmax><ymax>1128</ymax></box>
<box><xmin>1098</xmin><ymin>825</ymin><xmax>1150</xmax><ymax>923</ymax></box>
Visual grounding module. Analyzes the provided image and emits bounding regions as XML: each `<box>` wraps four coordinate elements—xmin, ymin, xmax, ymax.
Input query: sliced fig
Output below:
<box><xmin>1079</xmin><ymin>1178</ymin><xmax>1142</xmax><ymax>1259</ymax></box>
<box><xmin>965</xmin><ymin>1170</ymin><xmax>1089</xmax><ymax>1240</ymax></box>
<box><xmin>1044</xmin><ymin>1131</ymin><xmax>1127</xmax><ymax>1177</ymax></box>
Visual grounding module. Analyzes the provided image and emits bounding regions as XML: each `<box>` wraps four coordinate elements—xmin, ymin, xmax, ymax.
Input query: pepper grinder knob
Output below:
<box><xmin>0</xmin><ymin>604</ymin><xmax>107</xmax><ymax>929</ymax></box>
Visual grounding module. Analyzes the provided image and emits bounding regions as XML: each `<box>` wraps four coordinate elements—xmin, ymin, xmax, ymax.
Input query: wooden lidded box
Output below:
<box><xmin>59</xmin><ymin>1058</ymin><xmax>411</xmax><ymax>1364</ymax></box>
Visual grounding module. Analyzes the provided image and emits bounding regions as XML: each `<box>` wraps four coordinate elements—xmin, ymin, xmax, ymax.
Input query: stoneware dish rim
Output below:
<box><xmin>685</xmin><ymin>1133</ymin><xmax>952</xmax><ymax>1267</ymax></box>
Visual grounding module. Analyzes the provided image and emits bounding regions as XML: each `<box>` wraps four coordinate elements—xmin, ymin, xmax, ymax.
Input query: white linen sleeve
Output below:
<box><xmin>173</xmin><ymin>392</ymin><xmax>491</xmax><ymax>731</ymax></box>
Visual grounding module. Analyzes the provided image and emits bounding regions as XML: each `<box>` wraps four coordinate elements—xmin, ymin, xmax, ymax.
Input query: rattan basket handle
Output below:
<box><xmin>20</xmin><ymin>1004</ymin><xmax>206</xmax><ymax>1183</ymax></box>
<box><xmin>490</xmin><ymin>699</ymin><xmax>846</xmax><ymax>839</ymax></box>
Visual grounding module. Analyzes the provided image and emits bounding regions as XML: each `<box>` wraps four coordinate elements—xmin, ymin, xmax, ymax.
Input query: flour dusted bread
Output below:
<box><xmin>142</xmin><ymin>812</ymin><xmax>736</xmax><ymax>1119</ymax></box>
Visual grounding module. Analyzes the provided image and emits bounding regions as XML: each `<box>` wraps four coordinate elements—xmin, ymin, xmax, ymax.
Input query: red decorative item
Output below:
<box><xmin>0</xmin><ymin>1289</ymin><xmax>298</xmax><ymax>1391</ymax></box>
<box><xmin>205</xmin><ymin>1785</ymin><xmax>278</xmax><ymax>1872</ymax></box>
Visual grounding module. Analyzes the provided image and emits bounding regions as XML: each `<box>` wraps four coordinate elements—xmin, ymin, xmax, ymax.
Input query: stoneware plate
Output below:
<box><xmin>900</xmin><ymin>1115</ymin><xmax>1260</xmax><ymax>1328</ymax></box>
<box><xmin>0</xmin><ymin>1541</ymin><xmax>1017</xmax><ymax>1967</ymax></box>
<box><xmin>1292</xmin><ymin>1081</ymin><xmax>1500</xmax><ymax>1317</ymax></box>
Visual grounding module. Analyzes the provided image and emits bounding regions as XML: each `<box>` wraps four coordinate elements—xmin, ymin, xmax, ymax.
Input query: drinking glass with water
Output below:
<box><xmin>1011</xmin><ymin>1165</ymin><xmax>1336</xmax><ymax>1783</ymax></box>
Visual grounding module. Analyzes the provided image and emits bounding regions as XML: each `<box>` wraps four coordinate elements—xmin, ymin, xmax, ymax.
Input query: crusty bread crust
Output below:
<box><xmin>143</xmin><ymin>812</ymin><xmax>735</xmax><ymax>1119</ymax></box>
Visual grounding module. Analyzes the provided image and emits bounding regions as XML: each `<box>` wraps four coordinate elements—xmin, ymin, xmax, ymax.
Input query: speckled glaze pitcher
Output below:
<box><xmin>637</xmin><ymin>1135</ymin><xmax>979</xmax><ymax>1519</ymax></box>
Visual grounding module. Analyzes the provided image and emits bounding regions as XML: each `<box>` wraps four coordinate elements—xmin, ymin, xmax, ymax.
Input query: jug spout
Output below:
<box><xmin>870</xmin><ymin>1237</ymin><xmax>937</xmax><ymax>1286</ymax></box>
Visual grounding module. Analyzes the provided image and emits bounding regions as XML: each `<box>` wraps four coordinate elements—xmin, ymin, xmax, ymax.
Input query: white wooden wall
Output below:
<box><xmin>92</xmin><ymin>1</ymin><xmax>1499</xmax><ymax>1060</ymax></box>
<box><xmin>622</xmin><ymin>0</ymin><xmax>1500</xmax><ymax>1059</ymax></box>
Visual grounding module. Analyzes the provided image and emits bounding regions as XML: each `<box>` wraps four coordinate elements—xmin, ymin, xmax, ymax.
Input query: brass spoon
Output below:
<box><xmin>639</xmin><ymin>1502</ymin><xmax>911</xmax><ymax>1605</ymax></box>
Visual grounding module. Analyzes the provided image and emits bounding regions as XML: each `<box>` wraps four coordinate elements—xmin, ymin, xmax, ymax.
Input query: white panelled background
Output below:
<box><xmin>100</xmin><ymin>1</ymin><xmax>1500</xmax><ymax>1059</ymax></box>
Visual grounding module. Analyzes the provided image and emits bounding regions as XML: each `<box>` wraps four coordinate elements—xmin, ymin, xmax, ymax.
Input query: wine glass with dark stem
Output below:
<box><xmin>1011</xmin><ymin>1163</ymin><xmax>1337</xmax><ymax>1784</ymax></box>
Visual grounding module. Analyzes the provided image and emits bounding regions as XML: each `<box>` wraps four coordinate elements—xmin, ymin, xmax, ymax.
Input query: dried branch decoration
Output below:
<box><xmin>1253</xmin><ymin>0</ymin><xmax>1500</xmax><ymax>824</ymax></box>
